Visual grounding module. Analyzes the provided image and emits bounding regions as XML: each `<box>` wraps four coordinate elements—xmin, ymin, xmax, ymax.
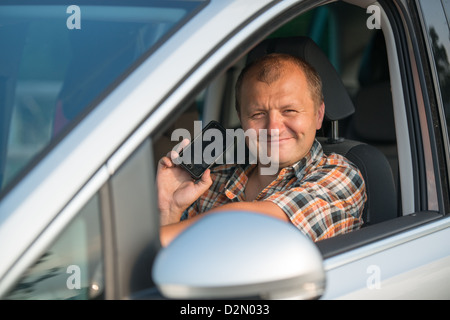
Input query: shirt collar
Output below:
<box><xmin>223</xmin><ymin>139</ymin><xmax>324</xmax><ymax>199</ymax></box>
<box><xmin>223</xmin><ymin>163</ymin><xmax>255</xmax><ymax>200</ymax></box>
<box><xmin>289</xmin><ymin>139</ymin><xmax>323</xmax><ymax>180</ymax></box>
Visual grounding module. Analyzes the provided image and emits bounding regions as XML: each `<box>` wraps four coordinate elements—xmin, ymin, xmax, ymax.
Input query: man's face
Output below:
<box><xmin>238</xmin><ymin>64</ymin><xmax>324</xmax><ymax>169</ymax></box>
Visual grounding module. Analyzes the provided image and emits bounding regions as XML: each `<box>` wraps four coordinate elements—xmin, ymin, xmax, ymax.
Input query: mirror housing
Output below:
<box><xmin>152</xmin><ymin>211</ymin><xmax>325</xmax><ymax>299</ymax></box>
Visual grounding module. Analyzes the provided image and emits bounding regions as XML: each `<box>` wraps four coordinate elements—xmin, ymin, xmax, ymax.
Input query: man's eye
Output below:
<box><xmin>251</xmin><ymin>112</ymin><xmax>264</xmax><ymax>119</ymax></box>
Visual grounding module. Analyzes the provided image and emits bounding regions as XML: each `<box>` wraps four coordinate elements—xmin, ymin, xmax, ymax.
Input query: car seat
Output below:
<box><xmin>247</xmin><ymin>36</ymin><xmax>398</xmax><ymax>225</ymax></box>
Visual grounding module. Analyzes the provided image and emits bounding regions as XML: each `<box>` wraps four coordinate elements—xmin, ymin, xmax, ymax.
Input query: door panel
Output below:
<box><xmin>322</xmin><ymin>218</ymin><xmax>450</xmax><ymax>299</ymax></box>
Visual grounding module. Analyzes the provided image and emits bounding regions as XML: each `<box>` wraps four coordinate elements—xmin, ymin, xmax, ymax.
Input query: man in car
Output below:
<box><xmin>157</xmin><ymin>53</ymin><xmax>366</xmax><ymax>247</ymax></box>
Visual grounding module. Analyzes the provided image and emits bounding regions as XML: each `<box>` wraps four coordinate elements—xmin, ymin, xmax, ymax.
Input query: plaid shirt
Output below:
<box><xmin>181</xmin><ymin>139</ymin><xmax>366</xmax><ymax>241</ymax></box>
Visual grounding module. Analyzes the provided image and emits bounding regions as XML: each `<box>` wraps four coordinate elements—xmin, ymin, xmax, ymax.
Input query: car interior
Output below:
<box><xmin>153</xmin><ymin>2</ymin><xmax>400</xmax><ymax>228</ymax></box>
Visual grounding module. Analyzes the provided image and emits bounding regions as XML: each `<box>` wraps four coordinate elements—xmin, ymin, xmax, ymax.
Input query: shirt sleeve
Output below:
<box><xmin>180</xmin><ymin>200</ymin><xmax>199</xmax><ymax>221</ymax></box>
<box><xmin>265</xmin><ymin>155</ymin><xmax>366</xmax><ymax>241</ymax></box>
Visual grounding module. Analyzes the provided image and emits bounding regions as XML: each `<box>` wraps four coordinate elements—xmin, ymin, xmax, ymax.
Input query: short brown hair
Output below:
<box><xmin>235</xmin><ymin>53</ymin><xmax>324</xmax><ymax>113</ymax></box>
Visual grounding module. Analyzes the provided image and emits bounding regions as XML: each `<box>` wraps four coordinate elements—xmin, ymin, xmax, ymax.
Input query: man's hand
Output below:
<box><xmin>159</xmin><ymin>200</ymin><xmax>290</xmax><ymax>247</ymax></box>
<box><xmin>156</xmin><ymin>139</ymin><xmax>213</xmax><ymax>226</ymax></box>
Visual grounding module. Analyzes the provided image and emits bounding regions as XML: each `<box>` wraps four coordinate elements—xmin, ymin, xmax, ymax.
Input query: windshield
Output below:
<box><xmin>0</xmin><ymin>1</ymin><xmax>206</xmax><ymax>196</ymax></box>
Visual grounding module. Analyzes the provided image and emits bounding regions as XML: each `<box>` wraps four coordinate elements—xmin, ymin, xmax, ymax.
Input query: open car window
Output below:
<box><xmin>153</xmin><ymin>1</ymin><xmax>400</xmax><ymax>227</ymax></box>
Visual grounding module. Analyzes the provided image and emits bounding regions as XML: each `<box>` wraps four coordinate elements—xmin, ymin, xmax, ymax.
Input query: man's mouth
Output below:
<box><xmin>264</xmin><ymin>137</ymin><xmax>293</xmax><ymax>144</ymax></box>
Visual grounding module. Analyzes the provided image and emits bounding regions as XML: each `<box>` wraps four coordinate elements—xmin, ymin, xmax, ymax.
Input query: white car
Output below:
<box><xmin>0</xmin><ymin>0</ymin><xmax>449</xmax><ymax>300</ymax></box>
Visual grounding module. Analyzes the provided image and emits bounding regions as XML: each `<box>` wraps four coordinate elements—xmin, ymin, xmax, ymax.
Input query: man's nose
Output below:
<box><xmin>267</xmin><ymin>112</ymin><xmax>284</xmax><ymax>133</ymax></box>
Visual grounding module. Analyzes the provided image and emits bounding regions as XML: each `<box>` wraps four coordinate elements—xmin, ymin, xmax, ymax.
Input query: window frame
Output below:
<box><xmin>144</xmin><ymin>0</ymin><xmax>446</xmax><ymax>256</ymax></box>
<box><xmin>415</xmin><ymin>0</ymin><xmax>450</xmax><ymax>214</ymax></box>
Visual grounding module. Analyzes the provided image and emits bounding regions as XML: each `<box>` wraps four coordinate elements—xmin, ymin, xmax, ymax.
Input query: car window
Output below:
<box><xmin>418</xmin><ymin>0</ymin><xmax>450</xmax><ymax>134</ymax></box>
<box><xmin>0</xmin><ymin>0</ymin><xmax>206</xmax><ymax>197</ymax></box>
<box><xmin>154</xmin><ymin>0</ymin><xmax>398</xmax><ymax>223</ymax></box>
<box><xmin>4</xmin><ymin>193</ymin><xmax>103</xmax><ymax>300</ymax></box>
<box><xmin>156</xmin><ymin>0</ymin><xmax>389</xmax><ymax>162</ymax></box>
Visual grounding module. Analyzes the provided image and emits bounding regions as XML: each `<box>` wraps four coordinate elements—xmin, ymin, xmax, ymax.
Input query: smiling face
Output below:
<box><xmin>238</xmin><ymin>58</ymin><xmax>325</xmax><ymax>169</ymax></box>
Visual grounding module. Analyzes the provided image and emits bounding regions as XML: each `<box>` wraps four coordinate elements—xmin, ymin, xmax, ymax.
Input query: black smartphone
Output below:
<box><xmin>177</xmin><ymin>120</ymin><xmax>233</xmax><ymax>180</ymax></box>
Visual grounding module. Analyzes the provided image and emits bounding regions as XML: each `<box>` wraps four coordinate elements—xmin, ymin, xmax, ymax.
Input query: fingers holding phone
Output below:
<box><xmin>157</xmin><ymin>137</ymin><xmax>213</xmax><ymax>225</ymax></box>
<box><xmin>157</xmin><ymin>121</ymin><xmax>232</xmax><ymax>224</ymax></box>
<box><xmin>177</xmin><ymin>121</ymin><xmax>233</xmax><ymax>180</ymax></box>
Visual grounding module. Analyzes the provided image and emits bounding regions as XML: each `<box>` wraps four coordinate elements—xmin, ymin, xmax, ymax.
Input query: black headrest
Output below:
<box><xmin>353</xmin><ymin>82</ymin><xmax>395</xmax><ymax>143</ymax></box>
<box><xmin>358</xmin><ymin>31</ymin><xmax>390</xmax><ymax>87</ymax></box>
<box><xmin>247</xmin><ymin>36</ymin><xmax>354</xmax><ymax>121</ymax></box>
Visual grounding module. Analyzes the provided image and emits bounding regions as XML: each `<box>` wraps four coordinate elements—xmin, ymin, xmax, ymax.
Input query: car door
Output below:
<box><xmin>317</xmin><ymin>0</ymin><xmax>450</xmax><ymax>299</ymax></box>
<box><xmin>0</xmin><ymin>0</ymin><xmax>283</xmax><ymax>299</ymax></box>
<box><xmin>151</xmin><ymin>0</ymin><xmax>450</xmax><ymax>299</ymax></box>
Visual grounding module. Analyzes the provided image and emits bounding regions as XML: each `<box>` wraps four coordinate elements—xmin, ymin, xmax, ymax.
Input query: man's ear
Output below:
<box><xmin>315</xmin><ymin>102</ymin><xmax>325</xmax><ymax>130</ymax></box>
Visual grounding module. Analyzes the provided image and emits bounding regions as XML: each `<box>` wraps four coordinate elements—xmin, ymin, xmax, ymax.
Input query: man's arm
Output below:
<box><xmin>160</xmin><ymin>200</ymin><xmax>290</xmax><ymax>247</ymax></box>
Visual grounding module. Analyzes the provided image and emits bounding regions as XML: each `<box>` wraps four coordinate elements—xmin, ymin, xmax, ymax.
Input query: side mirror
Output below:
<box><xmin>152</xmin><ymin>211</ymin><xmax>325</xmax><ymax>299</ymax></box>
